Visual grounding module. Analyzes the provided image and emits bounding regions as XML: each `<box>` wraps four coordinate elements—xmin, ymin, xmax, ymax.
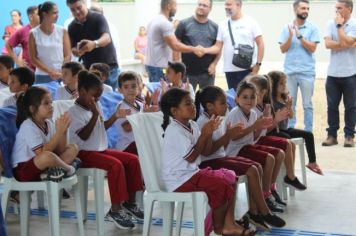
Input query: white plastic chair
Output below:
<box><xmin>276</xmin><ymin>137</ymin><xmax>307</xmax><ymax>200</ymax></box>
<box><xmin>127</xmin><ymin>112</ymin><xmax>208</xmax><ymax>236</ymax></box>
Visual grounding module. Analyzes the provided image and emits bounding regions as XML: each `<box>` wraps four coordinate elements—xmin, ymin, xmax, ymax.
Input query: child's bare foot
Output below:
<box><xmin>221</xmin><ymin>223</ymin><xmax>256</xmax><ymax>236</ymax></box>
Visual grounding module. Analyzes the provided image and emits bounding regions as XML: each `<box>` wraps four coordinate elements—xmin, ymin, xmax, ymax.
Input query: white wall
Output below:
<box><xmin>102</xmin><ymin>1</ymin><xmax>341</xmax><ymax>78</ymax></box>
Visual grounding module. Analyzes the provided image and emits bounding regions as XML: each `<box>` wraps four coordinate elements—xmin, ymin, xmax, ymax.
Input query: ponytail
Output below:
<box><xmin>16</xmin><ymin>92</ymin><xmax>27</xmax><ymax>128</ymax></box>
<box><xmin>194</xmin><ymin>89</ymin><xmax>203</xmax><ymax>121</ymax></box>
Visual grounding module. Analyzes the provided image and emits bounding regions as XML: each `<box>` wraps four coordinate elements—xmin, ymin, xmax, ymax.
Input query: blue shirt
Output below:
<box><xmin>325</xmin><ymin>18</ymin><xmax>356</xmax><ymax>77</ymax></box>
<box><xmin>279</xmin><ymin>21</ymin><xmax>320</xmax><ymax>76</ymax></box>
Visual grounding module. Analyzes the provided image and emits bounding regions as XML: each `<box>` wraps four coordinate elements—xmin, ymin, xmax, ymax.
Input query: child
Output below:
<box><xmin>268</xmin><ymin>70</ymin><xmax>323</xmax><ymax>175</ymax></box>
<box><xmin>55</xmin><ymin>62</ymin><xmax>84</xmax><ymax>100</ymax></box>
<box><xmin>3</xmin><ymin>67</ymin><xmax>35</xmax><ymax>107</ymax></box>
<box><xmin>0</xmin><ymin>55</ymin><xmax>15</xmax><ymax>90</ymax></box>
<box><xmin>115</xmin><ymin>71</ymin><xmax>158</xmax><ymax>155</ymax></box>
<box><xmin>195</xmin><ymin>85</ymin><xmax>286</xmax><ymax>230</ymax></box>
<box><xmin>160</xmin><ymin>88</ymin><xmax>255</xmax><ymax>236</ymax></box>
<box><xmin>248</xmin><ymin>74</ymin><xmax>307</xmax><ymax>204</ymax></box>
<box><xmin>225</xmin><ymin>81</ymin><xmax>288</xmax><ymax>213</ymax></box>
<box><xmin>12</xmin><ymin>86</ymin><xmax>78</xmax><ymax>182</ymax></box>
<box><xmin>67</xmin><ymin>70</ymin><xmax>144</xmax><ymax>230</ymax></box>
<box><xmin>89</xmin><ymin>63</ymin><xmax>113</xmax><ymax>93</ymax></box>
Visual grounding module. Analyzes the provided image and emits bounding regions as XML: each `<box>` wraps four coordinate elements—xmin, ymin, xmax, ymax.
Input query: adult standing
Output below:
<box><xmin>174</xmin><ymin>0</ymin><xmax>220</xmax><ymax>90</ymax></box>
<box><xmin>67</xmin><ymin>0</ymin><xmax>119</xmax><ymax>90</ymax></box>
<box><xmin>145</xmin><ymin>0</ymin><xmax>203</xmax><ymax>82</ymax></box>
<box><xmin>203</xmin><ymin>0</ymin><xmax>264</xmax><ymax>90</ymax></box>
<box><xmin>5</xmin><ymin>6</ymin><xmax>40</xmax><ymax>71</ymax></box>
<box><xmin>323</xmin><ymin>0</ymin><xmax>356</xmax><ymax>147</ymax></box>
<box><xmin>2</xmin><ymin>10</ymin><xmax>23</xmax><ymax>55</ymax></box>
<box><xmin>29</xmin><ymin>2</ymin><xmax>71</xmax><ymax>84</ymax></box>
<box><xmin>278</xmin><ymin>0</ymin><xmax>320</xmax><ymax>132</ymax></box>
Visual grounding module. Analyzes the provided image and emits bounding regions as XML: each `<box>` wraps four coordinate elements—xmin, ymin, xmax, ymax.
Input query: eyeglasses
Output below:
<box><xmin>197</xmin><ymin>3</ymin><xmax>210</xmax><ymax>8</ymax></box>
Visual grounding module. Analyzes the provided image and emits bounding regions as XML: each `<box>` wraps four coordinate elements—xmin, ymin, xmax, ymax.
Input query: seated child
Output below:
<box><xmin>89</xmin><ymin>63</ymin><xmax>113</xmax><ymax>93</ymax></box>
<box><xmin>268</xmin><ymin>70</ymin><xmax>323</xmax><ymax>175</ymax></box>
<box><xmin>67</xmin><ymin>70</ymin><xmax>144</xmax><ymax>229</ymax></box>
<box><xmin>56</xmin><ymin>62</ymin><xmax>84</xmax><ymax>100</ymax></box>
<box><xmin>0</xmin><ymin>55</ymin><xmax>15</xmax><ymax>90</ymax></box>
<box><xmin>3</xmin><ymin>67</ymin><xmax>35</xmax><ymax>107</ymax></box>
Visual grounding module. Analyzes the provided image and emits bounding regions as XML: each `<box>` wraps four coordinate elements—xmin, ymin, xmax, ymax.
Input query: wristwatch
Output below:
<box><xmin>256</xmin><ymin>62</ymin><xmax>262</xmax><ymax>66</ymax></box>
<box><xmin>94</xmin><ymin>40</ymin><xmax>100</xmax><ymax>48</ymax></box>
<box><xmin>336</xmin><ymin>23</ymin><xmax>343</xmax><ymax>29</ymax></box>
<box><xmin>297</xmin><ymin>35</ymin><xmax>303</xmax><ymax>40</ymax></box>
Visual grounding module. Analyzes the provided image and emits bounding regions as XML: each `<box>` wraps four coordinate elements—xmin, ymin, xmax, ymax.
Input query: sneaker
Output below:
<box><xmin>271</xmin><ymin>190</ymin><xmax>287</xmax><ymax>206</ymax></box>
<box><xmin>71</xmin><ymin>158</ymin><xmax>82</xmax><ymax>170</ymax></box>
<box><xmin>62</xmin><ymin>189</ymin><xmax>71</xmax><ymax>199</ymax></box>
<box><xmin>284</xmin><ymin>176</ymin><xmax>307</xmax><ymax>191</ymax></box>
<box><xmin>122</xmin><ymin>201</ymin><xmax>144</xmax><ymax>220</ymax></box>
<box><xmin>40</xmin><ymin>167</ymin><xmax>65</xmax><ymax>182</ymax></box>
<box><xmin>344</xmin><ymin>137</ymin><xmax>355</xmax><ymax>147</ymax></box>
<box><xmin>246</xmin><ymin>212</ymin><xmax>271</xmax><ymax>231</ymax></box>
<box><xmin>322</xmin><ymin>136</ymin><xmax>338</xmax><ymax>146</ymax></box>
<box><xmin>261</xmin><ymin>213</ymin><xmax>286</xmax><ymax>228</ymax></box>
<box><xmin>265</xmin><ymin>196</ymin><xmax>284</xmax><ymax>213</ymax></box>
<box><xmin>106</xmin><ymin>209</ymin><xmax>135</xmax><ymax>229</ymax></box>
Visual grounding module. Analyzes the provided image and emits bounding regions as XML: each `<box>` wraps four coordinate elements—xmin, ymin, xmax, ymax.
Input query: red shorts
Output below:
<box><xmin>174</xmin><ymin>168</ymin><xmax>235</xmax><ymax>209</ymax></box>
<box><xmin>199</xmin><ymin>157</ymin><xmax>261</xmax><ymax>176</ymax></box>
<box><xmin>238</xmin><ymin>144</ymin><xmax>282</xmax><ymax>166</ymax></box>
<box><xmin>256</xmin><ymin>136</ymin><xmax>288</xmax><ymax>151</ymax></box>
<box><xmin>14</xmin><ymin>158</ymin><xmax>42</xmax><ymax>182</ymax></box>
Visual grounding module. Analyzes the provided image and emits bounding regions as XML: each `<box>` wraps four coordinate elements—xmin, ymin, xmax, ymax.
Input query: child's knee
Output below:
<box><xmin>67</xmin><ymin>144</ymin><xmax>79</xmax><ymax>156</ymax></box>
<box><xmin>265</xmin><ymin>154</ymin><xmax>275</xmax><ymax>167</ymax></box>
<box><xmin>277</xmin><ymin>150</ymin><xmax>285</xmax><ymax>161</ymax></box>
<box><xmin>247</xmin><ymin>165</ymin><xmax>259</xmax><ymax>178</ymax></box>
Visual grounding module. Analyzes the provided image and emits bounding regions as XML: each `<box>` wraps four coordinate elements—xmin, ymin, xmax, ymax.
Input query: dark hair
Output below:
<box><xmin>0</xmin><ymin>55</ymin><xmax>15</xmax><ymax>69</ymax></box>
<box><xmin>338</xmin><ymin>0</ymin><xmax>353</xmax><ymax>12</ymax></box>
<box><xmin>66</xmin><ymin>0</ymin><xmax>84</xmax><ymax>5</ymax></box>
<box><xmin>27</xmin><ymin>6</ymin><xmax>38</xmax><ymax>16</ymax></box>
<box><xmin>11</xmin><ymin>10</ymin><xmax>23</xmax><ymax>26</ymax></box>
<box><xmin>118</xmin><ymin>71</ymin><xmax>139</xmax><ymax>88</ymax></box>
<box><xmin>77</xmin><ymin>70</ymin><xmax>103</xmax><ymax>91</ymax></box>
<box><xmin>168</xmin><ymin>61</ymin><xmax>186</xmax><ymax>80</ymax></box>
<box><xmin>247</xmin><ymin>74</ymin><xmax>272</xmax><ymax>104</ymax></box>
<box><xmin>62</xmin><ymin>62</ymin><xmax>84</xmax><ymax>77</ymax></box>
<box><xmin>38</xmin><ymin>1</ymin><xmax>56</xmax><ymax>23</ymax></box>
<box><xmin>160</xmin><ymin>88</ymin><xmax>190</xmax><ymax>131</ymax></box>
<box><xmin>195</xmin><ymin>85</ymin><xmax>225</xmax><ymax>119</ymax></box>
<box><xmin>236</xmin><ymin>80</ymin><xmax>257</xmax><ymax>98</ymax></box>
<box><xmin>161</xmin><ymin>0</ymin><xmax>174</xmax><ymax>10</ymax></box>
<box><xmin>90</xmin><ymin>63</ymin><xmax>110</xmax><ymax>81</ymax></box>
<box><xmin>9</xmin><ymin>67</ymin><xmax>35</xmax><ymax>87</ymax></box>
<box><xmin>268</xmin><ymin>70</ymin><xmax>288</xmax><ymax>102</ymax></box>
<box><xmin>16</xmin><ymin>87</ymin><xmax>48</xmax><ymax>127</ymax></box>
<box><xmin>293</xmin><ymin>0</ymin><xmax>309</xmax><ymax>8</ymax></box>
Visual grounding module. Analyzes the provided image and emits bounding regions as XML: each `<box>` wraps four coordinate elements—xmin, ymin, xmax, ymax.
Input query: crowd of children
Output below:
<box><xmin>0</xmin><ymin>49</ymin><xmax>324</xmax><ymax>234</ymax></box>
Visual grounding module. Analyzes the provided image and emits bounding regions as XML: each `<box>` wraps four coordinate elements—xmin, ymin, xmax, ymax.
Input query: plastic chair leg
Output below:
<box><xmin>37</xmin><ymin>191</ymin><xmax>45</xmax><ymax>210</ymax></box>
<box><xmin>1</xmin><ymin>183</ymin><xmax>11</xmax><ymax>219</ymax></box>
<box><xmin>73</xmin><ymin>184</ymin><xmax>85</xmax><ymax>236</ymax></box>
<box><xmin>162</xmin><ymin>202</ymin><xmax>174</xmax><ymax>236</ymax></box>
<box><xmin>193</xmin><ymin>193</ymin><xmax>205</xmax><ymax>236</ymax></box>
<box><xmin>19</xmin><ymin>191</ymin><xmax>30</xmax><ymax>236</ymax></box>
<box><xmin>299</xmin><ymin>142</ymin><xmax>307</xmax><ymax>186</ymax></box>
<box><xmin>93</xmin><ymin>170</ymin><xmax>105</xmax><ymax>236</ymax></box>
<box><xmin>47</xmin><ymin>182</ymin><xmax>60</xmax><ymax>236</ymax></box>
<box><xmin>175</xmin><ymin>202</ymin><xmax>185</xmax><ymax>236</ymax></box>
<box><xmin>78</xmin><ymin>175</ymin><xmax>89</xmax><ymax>221</ymax></box>
<box><xmin>142</xmin><ymin>195</ymin><xmax>154</xmax><ymax>236</ymax></box>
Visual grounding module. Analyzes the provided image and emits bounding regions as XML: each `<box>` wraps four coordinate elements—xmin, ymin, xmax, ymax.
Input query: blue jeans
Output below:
<box><xmin>287</xmin><ymin>73</ymin><xmax>315</xmax><ymax>132</ymax></box>
<box><xmin>35</xmin><ymin>74</ymin><xmax>53</xmax><ymax>84</ymax></box>
<box><xmin>325</xmin><ymin>74</ymin><xmax>356</xmax><ymax>138</ymax></box>
<box><xmin>225</xmin><ymin>70</ymin><xmax>251</xmax><ymax>90</ymax></box>
<box><xmin>105</xmin><ymin>66</ymin><xmax>120</xmax><ymax>91</ymax></box>
<box><xmin>145</xmin><ymin>65</ymin><xmax>164</xmax><ymax>82</ymax></box>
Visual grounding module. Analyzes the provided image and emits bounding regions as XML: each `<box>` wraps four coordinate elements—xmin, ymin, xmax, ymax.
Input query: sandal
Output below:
<box><xmin>235</xmin><ymin>215</ymin><xmax>250</xmax><ymax>229</ymax></box>
<box><xmin>306</xmin><ymin>163</ymin><xmax>323</xmax><ymax>175</ymax></box>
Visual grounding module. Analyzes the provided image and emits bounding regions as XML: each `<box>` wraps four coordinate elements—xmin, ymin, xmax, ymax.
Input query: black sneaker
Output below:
<box><xmin>261</xmin><ymin>213</ymin><xmax>286</xmax><ymax>228</ymax></box>
<box><xmin>271</xmin><ymin>190</ymin><xmax>287</xmax><ymax>206</ymax></box>
<box><xmin>40</xmin><ymin>167</ymin><xmax>65</xmax><ymax>182</ymax></box>
<box><xmin>71</xmin><ymin>158</ymin><xmax>82</xmax><ymax>170</ymax></box>
<box><xmin>284</xmin><ymin>176</ymin><xmax>307</xmax><ymax>191</ymax></box>
<box><xmin>265</xmin><ymin>196</ymin><xmax>284</xmax><ymax>213</ymax></box>
<box><xmin>122</xmin><ymin>201</ymin><xmax>144</xmax><ymax>220</ymax></box>
<box><xmin>62</xmin><ymin>189</ymin><xmax>71</xmax><ymax>199</ymax></box>
<box><xmin>246</xmin><ymin>212</ymin><xmax>271</xmax><ymax>231</ymax></box>
<box><xmin>106</xmin><ymin>209</ymin><xmax>135</xmax><ymax>229</ymax></box>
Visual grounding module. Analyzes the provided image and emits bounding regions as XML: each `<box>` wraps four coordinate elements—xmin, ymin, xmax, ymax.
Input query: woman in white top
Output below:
<box><xmin>29</xmin><ymin>2</ymin><xmax>71</xmax><ymax>84</ymax></box>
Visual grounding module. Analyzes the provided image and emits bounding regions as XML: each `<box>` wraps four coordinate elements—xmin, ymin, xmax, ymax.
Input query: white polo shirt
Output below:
<box><xmin>161</xmin><ymin>119</ymin><xmax>201</xmax><ymax>192</ymax></box>
<box><xmin>2</xmin><ymin>94</ymin><xmax>16</xmax><ymax>107</ymax></box>
<box><xmin>68</xmin><ymin>101</ymin><xmax>108</xmax><ymax>151</ymax></box>
<box><xmin>252</xmin><ymin>105</ymin><xmax>267</xmax><ymax>140</ymax></box>
<box><xmin>197</xmin><ymin>112</ymin><xmax>226</xmax><ymax>161</ymax></box>
<box><xmin>12</xmin><ymin>118</ymin><xmax>55</xmax><ymax>167</ymax></box>
<box><xmin>0</xmin><ymin>80</ymin><xmax>9</xmax><ymax>90</ymax></box>
<box><xmin>225</xmin><ymin>106</ymin><xmax>257</xmax><ymax>156</ymax></box>
<box><xmin>103</xmin><ymin>84</ymin><xmax>113</xmax><ymax>93</ymax></box>
<box><xmin>114</xmin><ymin>99</ymin><xmax>143</xmax><ymax>150</ymax></box>
<box><xmin>55</xmin><ymin>86</ymin><xmax>77</xmax><ymax>100</ymax></box>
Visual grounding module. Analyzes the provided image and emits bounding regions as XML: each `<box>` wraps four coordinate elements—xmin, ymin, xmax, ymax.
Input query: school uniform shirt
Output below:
<box><xmin>114</xmin><ymin>99</ymin><xmax>143</xmax><ymax>150</ymax></box>
<box><xmin>103</xmin><ymin>84</ymin><xmax>113</xmax><ymax>93</ymax></box>
<box><xmin>2</xmin><ymin>94</ymin><xmax>16</xmax><ymax>107</ymax></box>
<box><xmin>196</xmin><ymin>112</ymin><xmax>226</xmax><ymax>161</ymax></box>
<box><xmin>225</xmin><ymin>106</ymin><xmax>257</xmax><ymax>156</ymax></box>
<box><xmin>252</xmin><ymin>105</ymin><xmax>267</xmax><ymax>140</ymax></box>
<box><xmin>12</xmin><ymin>118</ymin><xmax>56</xmax><ymax>167</ymax></box>
<box><xmin>68</xmin><ymin>100</ymin><xmax>108</xmax><ymax>151</ymax></box>
<box><xmin>55</xmin><ymin>86</ymin><xmax>77</xmax><ymax>100</ymax></box>
<box><xmin>0</xmin><ymin>80</ymin><xmax>9</xmax><ymax>90</ymax></box>
<box><xmin>161</xmin><ymin>119</ymin><xmax>201</xmax><ymax>192</ymax></box>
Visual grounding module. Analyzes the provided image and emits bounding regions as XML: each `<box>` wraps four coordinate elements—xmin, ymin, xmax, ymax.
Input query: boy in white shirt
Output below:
<box><xmin>90</xmin><ymin>63</ymin><xmax>113</xmax><ymax>93</ymax></box>
<box><xmin>55</xmin><ymin>62</ymin><xmax>83</xmax><ymax>100</ymax></box>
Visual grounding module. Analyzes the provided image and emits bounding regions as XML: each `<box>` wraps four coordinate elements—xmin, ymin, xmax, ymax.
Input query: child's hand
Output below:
<box><xmin>274</xmin><ymin>107</ymin><xmax>289</xmax><ymax>122</ymax></box>
<box><xmin>160</xmin><ymin>79</ymin><xmax>168</xmax><ymax>94</ymax></box>
<box><xmin>226</xmin><ymin>122</ymin><xmax>244</xmax><ymax>139</ymax></box>
<box><xmin>254</xmin><ymin>116</ymin><xmax>273</xmax><ymax>130</ymax></box>
<box><xmin>115</xmin><ymin>104</ymin><xmax>131</xmax><ymax>119</ymax></box>
<box><xmin>89</xmin><ymin>98</ymin><xmax>100</xmax><ymax>116</ymax></box>
<box><xmin>144</xmin><ymin>104</ymin><xmax>159</xmax><ymax>112</ymax></box>
<box><xmin>55</xmin><ymin>112</ymin><xmax>71</xmax><ymax>134</ymax></box>
<box><xmin>121</xmin><ymin>120</ymin><xmax>132</xmax><ymax>132</ymax></box>
<box><xmin>201</xmin><ymin>115</ymin><xmax>221</xmax><ymax>137</ymax></box>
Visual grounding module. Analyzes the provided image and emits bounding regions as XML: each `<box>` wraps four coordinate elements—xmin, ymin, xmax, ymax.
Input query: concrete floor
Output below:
<box><xmin>3</xmin><ymin>144</ymin><xmax>356</xmax><ymax>236</ymax></box>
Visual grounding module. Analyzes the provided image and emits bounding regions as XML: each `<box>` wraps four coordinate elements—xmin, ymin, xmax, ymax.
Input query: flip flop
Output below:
<box><xmin>306</xmin><ymin>164</ymin><xmax>324</xmax><ymax>175</ymax></box>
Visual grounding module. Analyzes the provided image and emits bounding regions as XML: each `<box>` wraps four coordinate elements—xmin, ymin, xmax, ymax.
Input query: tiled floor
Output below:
<box><xmin>3</xmin><ymin>169</ymin><xmax>356</xmax><ymax>236</ymax></box>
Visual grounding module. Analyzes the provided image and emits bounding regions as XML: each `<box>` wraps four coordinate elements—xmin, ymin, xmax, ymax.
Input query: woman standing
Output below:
<box><xmin>29</xmin><ymin>2</ymin><xmax>71</xmax><ymax>84</ymax></box>
<box><xmin>2</xmin><ymin>10</ymin><xmax>23</xmax><ymax>55</ymax></box>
